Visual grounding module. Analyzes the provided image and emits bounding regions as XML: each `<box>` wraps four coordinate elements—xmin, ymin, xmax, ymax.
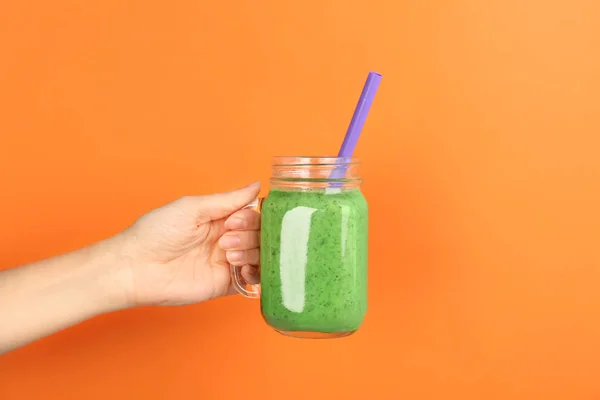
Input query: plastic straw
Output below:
<box><xmin>329</xmin><ymin>71</ymin><xmax>382</xmax><ymax>183</ymax></box>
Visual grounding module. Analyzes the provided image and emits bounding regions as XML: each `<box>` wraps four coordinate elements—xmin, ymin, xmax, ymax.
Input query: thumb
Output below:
<box><xmin>193</xmin><ymin>182</ymin><xmax>261</xmax><ymax>222</ymax></box>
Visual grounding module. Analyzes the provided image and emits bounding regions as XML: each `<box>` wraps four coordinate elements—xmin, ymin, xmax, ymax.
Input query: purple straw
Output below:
<box><xmin>329</xmin><ymin>71</ymin><xmax>382</xmax><ymax>183</ymax></box>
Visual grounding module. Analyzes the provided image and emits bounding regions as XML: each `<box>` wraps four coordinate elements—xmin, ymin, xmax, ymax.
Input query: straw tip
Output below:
<box><xmin>369</xmin><ymin>71</ymin><xmax>382</xmax><ymax>77</ymax></box>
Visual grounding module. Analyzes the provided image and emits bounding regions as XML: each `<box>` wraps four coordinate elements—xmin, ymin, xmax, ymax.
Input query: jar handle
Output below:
<box><xmin>229</xmin><ymin>197</ymin><xmax>263</xmax><ymax>299</ymax></box>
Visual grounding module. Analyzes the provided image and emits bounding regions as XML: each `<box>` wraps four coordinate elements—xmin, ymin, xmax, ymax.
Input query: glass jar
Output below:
<box><xmin>230</xmin><ymin>156</ymin><xmax>368</xmax><ymax>339</ymax></box>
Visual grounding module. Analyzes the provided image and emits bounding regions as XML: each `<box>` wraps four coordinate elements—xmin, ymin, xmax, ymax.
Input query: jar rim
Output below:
<box><xmin>272</xmin><ymin>156</ymin><xmax>360</xmax><ymax>166</ymax></box>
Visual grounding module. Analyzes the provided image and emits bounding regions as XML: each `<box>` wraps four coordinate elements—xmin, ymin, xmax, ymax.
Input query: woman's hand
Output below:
<box><xmin>116</xmin><ymin>182</ymin><xmax>262</xmax><ymax>307</ymax></box>
<box><xmin>0</xmin><ymin>182</ymin><xmax>262</xmax><ymax>354</ymax></box>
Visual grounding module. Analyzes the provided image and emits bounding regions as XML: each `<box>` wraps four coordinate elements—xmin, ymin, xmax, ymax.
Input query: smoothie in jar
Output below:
<box><xmin>260</xmin><ymin>188</ymin><xmax>368</xmax><ymax>335</ymax></box>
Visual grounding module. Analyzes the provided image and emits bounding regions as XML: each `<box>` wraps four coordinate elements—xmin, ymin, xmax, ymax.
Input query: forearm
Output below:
<box><xmin>0</xmin><ymin>236</ymin><xmax>131</xmax><ymax>355</ymax></box>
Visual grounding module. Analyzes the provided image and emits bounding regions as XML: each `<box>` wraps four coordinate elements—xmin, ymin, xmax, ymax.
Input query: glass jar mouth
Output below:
<box><xmin>270</xmin><ymin>156</ymin><xmax>362</xmax><ymax>189</ymax></box>
<box><xmin>272</xmin><ymin>156</ymin><xmax>360</xmax><ymax>166</ymax></box>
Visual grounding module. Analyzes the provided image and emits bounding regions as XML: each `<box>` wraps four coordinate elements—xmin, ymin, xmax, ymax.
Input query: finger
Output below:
<box><xmin>226</xmin><ymin>249</ymin><xmax>260</xmax><ymax>266</ymax></box>
<box><xmin>180</xmin><ymin>182</ymin><xmax>260</xmax><ymax>223</ymax></box>
<box><xmin>241</xmin><ymin>265</ymin><xmax>260</xmax><ymax>285</ymax></box>
<box><xmin>224</xmin><ymin>209</ymin><xmax>261</xmax><ymax>231</ymax></box>
<box><xmin>219</xmin><ymin>230</ymin><xmax>260</xmax><ymax>250</ymax></box>
<box><xmin>224</xmin><ymin>265</ymin><xmax>259</xmax><ymax>296</ymax></box>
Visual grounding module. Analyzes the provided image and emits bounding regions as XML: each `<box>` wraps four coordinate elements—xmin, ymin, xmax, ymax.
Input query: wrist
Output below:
<box><xmin>88</xmin><ymin>233</ymin><xmax>136</xmax><ymax>312</ymax></box>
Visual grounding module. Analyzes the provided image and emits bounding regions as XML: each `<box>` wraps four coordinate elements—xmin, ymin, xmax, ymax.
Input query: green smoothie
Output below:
<box><xmin>260</xmin><ymin>188</ymin><xmax>368</xmax><ymax>334</ymax></box>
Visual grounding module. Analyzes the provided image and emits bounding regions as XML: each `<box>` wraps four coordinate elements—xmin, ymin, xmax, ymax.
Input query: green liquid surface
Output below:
<box><xmin>260</xmin><ymin>188</ymin><xmax>368</xmax><ymax>333</ymax></box>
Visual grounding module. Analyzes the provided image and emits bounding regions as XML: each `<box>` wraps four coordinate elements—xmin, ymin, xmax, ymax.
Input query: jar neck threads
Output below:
<box><xmin>270</xmin><ymin>156</ymin><xmax>362</xmax><ymax>190</ymax></box>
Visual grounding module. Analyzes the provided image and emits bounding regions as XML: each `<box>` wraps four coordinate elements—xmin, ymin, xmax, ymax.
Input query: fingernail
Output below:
<box><xmin>245</xmin><ymin>181</ymin><xmax>260</xmax><ymax>189</ymax></box>
<box><xmin>227</xmin><ymin>217</ymin><xmax>247</xmax><ymax>230</ymax></box>
<box><xmin>220</xmin><ymin>235</ymin><xmax>240</xmax><ymax>249</ymax></box>
<box><xmin>227</xmin><ymin>251</ymin><xmax>244</xmax><ymax>262</ymax></box>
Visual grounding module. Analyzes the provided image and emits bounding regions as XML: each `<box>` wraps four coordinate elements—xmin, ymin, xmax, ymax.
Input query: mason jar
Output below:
<box><xmin>230</xmin><ymin>156</ymin><xmax>368</xmax><ymax>339</ymax></box>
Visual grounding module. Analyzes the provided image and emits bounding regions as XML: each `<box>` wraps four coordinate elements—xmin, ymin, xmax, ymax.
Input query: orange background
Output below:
<box><xmin>1</xmin><ymin>0</ymin><xmax>600</xmax><ymax>399</ymax></box>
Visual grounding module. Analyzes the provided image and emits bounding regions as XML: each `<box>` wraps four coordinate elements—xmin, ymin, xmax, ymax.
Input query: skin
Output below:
<box><xmin>0</xmin><ymin>182</ymin><xmax>261</xmax><ymax>355</ymax></box>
